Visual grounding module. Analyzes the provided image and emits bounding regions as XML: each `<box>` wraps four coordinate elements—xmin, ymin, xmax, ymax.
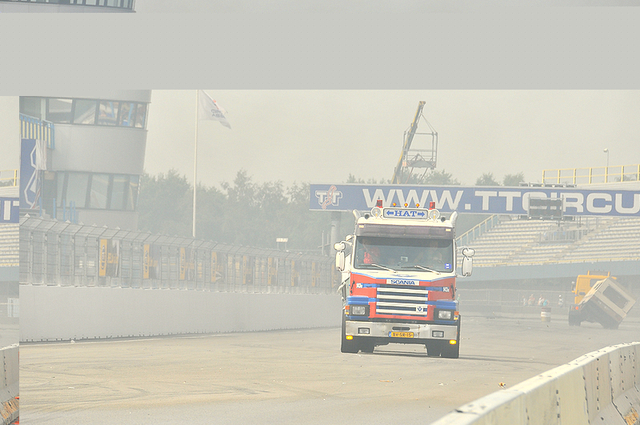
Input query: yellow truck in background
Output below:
<box><xmin>568</xmin><ymin>271</ymin><xmax>636</xmax><ymax>329</ymax></box>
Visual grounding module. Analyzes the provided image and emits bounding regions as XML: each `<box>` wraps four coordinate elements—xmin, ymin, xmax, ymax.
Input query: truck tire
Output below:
<box><xmin>568</xmin><ymin>309</ymin><xmax>582</xmax><ymax>326</ymax></box>
<box><xmin>341</xmin><ymin>315</ymin><xmax>358</xmax><ymax>353</ymax></box>
<box><xmin>441</xmin><ymin>341</ymin><xmax>460</xmax><ymax>359</ymax></box>
<box><xmin>440</xmin><ymin>317</ymin><xmax>462</xmax><ymax>359</ymax></box>
<box><xmin>441</xmin><ymin>319</ymin><xmax>461</xmax><ymax>359</ymax></box>
<box><xmin>359</xmin><ymin>341</ymin><xmax>375</xmax><ymax>353</ymax></box>
<box><xmin>601</xmin><ymin>317</ymin><xmax>620</xmax><ymax>329</ymax></box>
<box><xmin>425</xmin><ymin>342</ymin><xmax>442</xmax><ymax>357</ymax></box>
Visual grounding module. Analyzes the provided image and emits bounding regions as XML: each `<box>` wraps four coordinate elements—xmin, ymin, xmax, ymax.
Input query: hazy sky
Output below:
<box><xmin>145</xmin><ymin>90</ymin><xmax>640</xmax><ymax>189</ymax></box>
<box><xmin>2</xmin><ymin>9</ymin><xmax>639</xmax><ymax>191</ymax></box>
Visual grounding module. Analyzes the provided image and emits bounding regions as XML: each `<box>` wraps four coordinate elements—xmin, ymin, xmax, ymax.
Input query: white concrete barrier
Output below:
<box><xmin>0</xmin><ymin>345</ymin><xmax>18</xmax><ymax>425</ymax></box>
<box><xmin>20</xmin><ymin>285</ymin><xmax>342</xmax><ymax>342</ymax></box>
<box><xmin>432</xmin><ymin>342</ymin><xmax>640</xmax><ymax>425</ymax></box>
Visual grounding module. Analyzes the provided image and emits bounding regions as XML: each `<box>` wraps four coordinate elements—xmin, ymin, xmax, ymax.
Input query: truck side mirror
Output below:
<box><xmin>461</xmin><ymin>247</ymin><xmax>475</xmax><ymax>258</ymax></box>
<box><xmin>461</xmin><ymin>256</ymin><xmax>473</xmax><ymax>277</ymax></box>
<box><xmin>336</xmin><ymin>251</ymin><xmax>345</xmax><ymax>271</ymax></box>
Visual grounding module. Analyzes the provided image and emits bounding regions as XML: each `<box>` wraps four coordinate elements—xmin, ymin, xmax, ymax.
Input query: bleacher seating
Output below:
<box><xmin>560</xmin><ymin>217</ymin><xmax>640</xmax><ymax>263</ymax></box>
<box><xmin>464</xmin><ymin>215</ymin><xmax>640</xmax><ymax>266</ymax></box>
<box><xmin>0</xmin><ymin>223</ymin><xmax>19</xmax><ymax>267</ymax></box>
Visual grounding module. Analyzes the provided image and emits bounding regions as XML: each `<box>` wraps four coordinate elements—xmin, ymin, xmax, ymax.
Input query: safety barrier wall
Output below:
<box><xmin>20</xmin><ymin>215</ymin><xmax>337</xmax><ymax>295</ymax></box>
<box><xmin>0</xmin><ymin>345</ymin><xmax>18</xmax><ymax>425</ymax></box>
<box><xmin>19</xmin><ymin>215</ymin><xmax>341</xmax><ymax>341</ymax></box>
<box><xmin>432</xmin><ymin>342</ymin><xmax>640</xmax><ymax>425</ymax></box>
<box><xmin>20</xmin><ymin>285</ymin><xmax>342</xmax><ymax>341</ymax></box>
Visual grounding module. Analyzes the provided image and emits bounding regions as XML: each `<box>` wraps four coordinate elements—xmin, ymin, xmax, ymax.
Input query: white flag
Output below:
<box><xmin>198</xmin><ymin>90</ymin><xmax>231</xmax><ymax>129</ymax></box>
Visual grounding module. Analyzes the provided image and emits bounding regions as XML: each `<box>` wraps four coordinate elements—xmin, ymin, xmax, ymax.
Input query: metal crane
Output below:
<box><xmin>391</xmin><ymin>101</ymin><xmax>438</xmax><ymax>184</ymax></box>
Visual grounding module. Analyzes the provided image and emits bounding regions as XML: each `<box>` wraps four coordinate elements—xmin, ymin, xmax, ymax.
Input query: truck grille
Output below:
<box><xmin>376</xmin><ymin>285</ymin><xmax>429</xmax><ymax>316</ymax></box>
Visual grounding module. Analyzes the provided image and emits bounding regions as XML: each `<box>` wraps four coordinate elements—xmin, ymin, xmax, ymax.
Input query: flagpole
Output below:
<box><xmin>193</xmin><ymin>90</ymin><xmax>199</xmax><ymax>238</ymax></box>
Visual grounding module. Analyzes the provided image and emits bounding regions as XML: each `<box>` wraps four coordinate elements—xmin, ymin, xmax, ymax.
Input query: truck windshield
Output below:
<box><xmin>354</xmin><ymin>236</ymin><xmax>454</xmax><ymax>273</ymax></box>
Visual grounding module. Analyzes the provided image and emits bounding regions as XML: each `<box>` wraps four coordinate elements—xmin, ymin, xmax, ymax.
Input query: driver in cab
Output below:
<box><xmin>361</xmin><ymin>240</ymin><xmax>381</xmax><ymax>265</ymax></box>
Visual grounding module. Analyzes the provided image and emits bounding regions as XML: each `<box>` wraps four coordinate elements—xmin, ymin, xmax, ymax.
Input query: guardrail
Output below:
<box><xmin>0</xmin><ymin>345</ymin><xmax>18</xmax><ymax>425</ymax></box>
<box><xmin>19</xmin><ymin>215</ymin><xmax>337</xmax><ymax>294</ymax></box>
<box><xmin>542</xmin><ymin>164</ymin><xmax>640</xmax><ymax>185</ymax></box>
<box><xmin>432</xmin><ymin>342</ymin><xmax>640</xmax><ymax>424</ymax></box>
<box><xmin>456</xmin><ymin>214</ymin><xmax>500</xmax><ymax>247</ymax></box>
<box><xmin>0</xmin><ymin>170</ymin><xmax>17</xmax><ymax>188</ymax></box>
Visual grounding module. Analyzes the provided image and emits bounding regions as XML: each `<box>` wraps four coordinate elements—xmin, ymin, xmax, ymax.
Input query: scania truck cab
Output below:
<box><xmin>334</xmin><ymin>204</ymin><xmax>474</xmax><ymax>358</ymax></box>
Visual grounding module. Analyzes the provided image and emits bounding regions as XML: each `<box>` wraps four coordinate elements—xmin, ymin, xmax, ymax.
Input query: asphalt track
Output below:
<box><xmin>19</xmin><ymin>313</ymin><xmax>640</xmax><ymax>425</ymax></box>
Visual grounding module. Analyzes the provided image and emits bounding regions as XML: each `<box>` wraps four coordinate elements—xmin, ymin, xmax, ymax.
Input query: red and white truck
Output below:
<box><xmin>334</xmin><ymin>202</ymin><xmax>474</xmax><ymax>358</ymax></box>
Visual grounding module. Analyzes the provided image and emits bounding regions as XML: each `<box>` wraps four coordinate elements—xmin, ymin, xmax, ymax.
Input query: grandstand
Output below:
<box><xmin>460</xmin><ymin>214</ymin><xmax>640</xmax><ymax>267</ymax></box>
<box><xmin>458</xmin><ymin>165</ymin><xmax>640</xmax><ymax>270</ymax></box>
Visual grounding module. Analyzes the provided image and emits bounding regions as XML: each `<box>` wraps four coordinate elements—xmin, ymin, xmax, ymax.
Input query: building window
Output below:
<box><xmin>20</xmin><ymin>97</ymin><xmax>148</xmax><ymax>129</ymax></box>
<box><xmin>134</xmin><ymin>103</ymin><xmax>147</xmax><ymax>128</ymax></box>
<box><xmin>73</xmin><ymin>99</ymin><xmax>97</xmax><ymax>125</ymax></box>
<box><xmin>19</xmin><ymin>97</ymin><xmax>43</xmax><ymax>119</ymax></box>
<box><xmin>110</xmin><ymin>175</ymin><xmax>127</xmax><ymax>210</ymax></box>
<box><xmin>126</xmin><ymin>175</ymin><xmax>139</xmax><ymax>211</ymax></box>
<box><xmin>97</xmin><ymin>101</ymin><xmax>120</xmax><ymax>126</ymax></box>
<box><xmin>65</xmin><ymin>172</ymin><xmax>90</xmax><ymax>209</ymax></box>
<box><xmin>49</xmin><ymin>172</ymin><xmax>140</xmax><ymax>211</ymax></box>
<box><xmin>119</xmin><ymin>102</ymin><xmax>135</xmax><ymax>127</ymax></box>
<box><xmin>88</xmin><ymin>173</ymin><xmax>110</xmax><ymax>209</ymax></box>
<box><xmin>56</xmin><ymin>173</ymin><xmax>64</xmax><ymax>206</ymax></box>
<box><xmin>46</xmin><ymin>98</ymin><xmax>73</xmax><ymax>123</ymax></box>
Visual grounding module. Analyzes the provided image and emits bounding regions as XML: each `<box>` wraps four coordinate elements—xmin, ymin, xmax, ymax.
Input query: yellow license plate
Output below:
<box><xmin>389</xmin><ymin>332</ymin><xmax>414</xmax><ymax>338</ymax></box>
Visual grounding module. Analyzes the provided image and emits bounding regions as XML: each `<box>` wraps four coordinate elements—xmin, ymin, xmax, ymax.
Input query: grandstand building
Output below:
<box><xmin>457</xmin><ymin>174</ymin><xmax>640</xmax><ymax>289</ymax></box>
<box><xmin>19</xmin><ymin>91</ymin><xmax>151</xmax><ymax>230</ymax></box>
<box><xmin>0</xmin><ymin>0</ymin><xmax>134</xmax><ymax>12</ymax></box>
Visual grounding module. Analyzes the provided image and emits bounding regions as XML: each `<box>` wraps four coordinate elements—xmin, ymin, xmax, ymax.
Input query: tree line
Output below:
<box><xmin>137</xmin><ymin>169</ymin><xmax>525</xmax><ymax>252</ymax></box>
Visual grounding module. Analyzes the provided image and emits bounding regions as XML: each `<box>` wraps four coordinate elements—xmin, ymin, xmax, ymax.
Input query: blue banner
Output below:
<box><xmin>309</xmin><ymin>184</ymin><xmax>640</xmax><ymax>217</ymax></box>
<box><xmin>0</xmin><ymin>198</ymin><xmax>19</xmax><ymax>223</ymax></box>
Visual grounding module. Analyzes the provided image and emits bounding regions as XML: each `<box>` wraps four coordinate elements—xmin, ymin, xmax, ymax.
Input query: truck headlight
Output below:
<box><xmin>437</xmin><ymin>310</ymin><xmax>453</xmax><ymax>320</ymax></box>
<box><xmin>351</xmin><ymin>305</ymin><xmax>367</xmax><ymax>316</ymax></box>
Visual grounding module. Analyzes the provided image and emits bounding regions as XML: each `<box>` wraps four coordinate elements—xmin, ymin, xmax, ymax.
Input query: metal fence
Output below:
<box><xmin>456</xmin><ymin>214</ymin><xmax>500</xmax><ymax>247</ymax></box>
<box><xmin>0</xmin><ymin>170</ymin><xmax>18</xmax><ymax>188</ymax></box>
<box><xmin>542</xmin><ymin>164</ymin><xmax>640</xmax><ymax>185</ymax></box>
<box><xmin>20</xmin><ymin>215</ymin><xmax>338</xmax><ymax>294</ymax></box>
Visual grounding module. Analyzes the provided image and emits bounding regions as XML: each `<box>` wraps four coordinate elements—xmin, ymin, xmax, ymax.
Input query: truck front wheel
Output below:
<box><xmin>341</xmin><ymin>315</ymin><xmax>359</xmax><ymax>353</ymax></box>
<box><xmin>441</xmin><ymin>341</ymin><xmax>460</xmax><ymax>359</ymax></box>
<box><xmin>439</xmin><ymin>319</ymin><xmax>461</xmax><ymax>359</ymax></box>
<box><xmin>568</xmin><ymin>309</ymin><xmax>582</xmax><ymax>326</ymax></box>
<box><xmin>425</xmin><ymin>342</ymin><xmax>442</xmax><ymax>357</ymax></box>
